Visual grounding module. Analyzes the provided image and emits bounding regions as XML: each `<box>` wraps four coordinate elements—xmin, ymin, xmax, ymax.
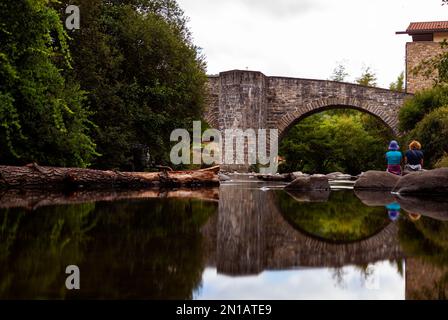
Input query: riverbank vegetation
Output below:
<box><xmin>0</xmin><ymin>0</ymin><xmax>207</xmax><ymax>171</ymax></box>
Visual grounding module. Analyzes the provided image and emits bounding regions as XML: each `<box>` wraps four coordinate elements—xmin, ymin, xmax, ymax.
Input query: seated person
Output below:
<box><xmin>386</xmin><ymin>140</ymin><xmax>402</xmax><ymax>176</ymax></box>
<box><xmin>405</xmin><ymin>140</ymin><xmax>424</xmax><ymax>171</ymax></box>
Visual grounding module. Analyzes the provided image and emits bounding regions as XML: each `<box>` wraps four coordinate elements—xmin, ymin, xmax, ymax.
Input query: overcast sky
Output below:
<box><xmin>177</xmin><ymin>0</ymin><xmax>447</xmax><ymax>88</ymax></box>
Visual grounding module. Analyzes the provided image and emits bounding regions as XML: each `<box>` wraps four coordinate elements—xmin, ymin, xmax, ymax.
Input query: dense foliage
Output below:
<box><xmin>399</xmin><ymin>85</ymin><xmax>448</xmax><ymax>132</ymax></box>
<box><xmin>279</xmin><ymin>111</ymin><xmax>393</xmax><ymax>175</ymax></box>
<box><xmin>398</xmin><ymin>85</ymin><xmax>448</xmax><ymax>168</ymax></box>
<box><xmin>57</xmin><ymin>0</ymin><xmax>207</xmax><ymax>170</ymax></box>
<box><xmin>1</xmin><ymin>0</ymin><xmax>207</xmax><ymax>170</ymax></box>
<box><xmin>409</xmin><ymin>107</ymin><xmax>448</xmax><ymax>167</ymax></box>
<box><xmin>0</xmin><ymin>0</ymin><xmax>96</xmax><ymax>167</ymax></box>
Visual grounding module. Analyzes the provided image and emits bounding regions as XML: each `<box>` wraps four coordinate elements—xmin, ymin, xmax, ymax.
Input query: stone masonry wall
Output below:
<box><xmin>406</xmin><ymin>42</ymin><xmax>446</xmax><ymax>93</ymax></box>
<box><xmin>266</xmin><ymin>77</ymin><xmax>408</xmax><ymax>137</ymax></box>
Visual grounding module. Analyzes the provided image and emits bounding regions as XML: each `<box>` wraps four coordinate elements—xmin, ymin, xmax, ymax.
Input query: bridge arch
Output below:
<box><xmin>277</xmin><ymin>97</ymin><xmax>400</xmax><ymax>139</ymax></box>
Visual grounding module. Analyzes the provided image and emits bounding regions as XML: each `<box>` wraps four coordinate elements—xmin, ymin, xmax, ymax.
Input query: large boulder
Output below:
<box><xmin>392</xmin><ymin>168</ymin><xmax>448</xmax><ymax>195</ymax></box>
<box><xmin>285</xmin><ymin>175</ymin><xmax>330</xmax><ymax>191</ymax></box>
<box><xmin>354</xmin><ymin>171</ymin><xmax>401</xmax><ymax>190</ymax></box>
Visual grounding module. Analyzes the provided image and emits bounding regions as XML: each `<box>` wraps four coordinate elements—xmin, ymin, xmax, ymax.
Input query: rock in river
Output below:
<box><xmin>285</xmin><ymin>175</ymin><xmax>330</xmax><ymax>191</ymax></box>
<box><xmin>354</xmin><ymin>171</ymin><xmax>401</xmax><ymax>191</ymax></box>
<box><xmin>392</xmin><ymin>168</ymin><xmax>448</xmax><ymax>195</ymax></box>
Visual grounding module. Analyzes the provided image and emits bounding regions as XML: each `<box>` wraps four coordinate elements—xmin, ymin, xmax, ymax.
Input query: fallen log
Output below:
<box><xmin>0</xmin><ymin>164</ymin><xmax>220</xmax><ymax>189</ymax></box>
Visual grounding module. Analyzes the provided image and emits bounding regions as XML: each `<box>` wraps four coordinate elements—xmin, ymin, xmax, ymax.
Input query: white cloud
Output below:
<box><xmin>178</xmin><ymin>0</ymin><xmax>447</xmax><ymax>88</ymax></box>
<box><xmin>235</xmin><ymin>0</ymin><xmax>319</xmax><ymax>18</ymax></box>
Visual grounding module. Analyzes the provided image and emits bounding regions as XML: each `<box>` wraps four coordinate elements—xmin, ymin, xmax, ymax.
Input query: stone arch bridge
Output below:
<box><xmin>204</xmin><ymin>70</ymin><xmax>412</xmax><ymax>171</ymax></box>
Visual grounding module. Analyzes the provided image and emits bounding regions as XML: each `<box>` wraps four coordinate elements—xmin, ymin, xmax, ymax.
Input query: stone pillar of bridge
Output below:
<box><xmin>218</xmin><ymin>70</ymin><xmax>268</xmax><ymax>173</ymax></box>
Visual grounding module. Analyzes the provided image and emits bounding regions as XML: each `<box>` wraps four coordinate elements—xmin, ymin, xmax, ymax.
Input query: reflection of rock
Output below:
<box><xmin>354</xmin><ymin>171</ymin><xmax>401</xmax><ymax>190</ymax></box>
<box><xmin>354</xmin><ymin>189</ymin><xmax>448</xmax><ymax>221</ymax></box>
<box><xmin>354</xmin><ymin>190</ymin><xmax>396</xmax><ymax>206</ymax></box>
<box><xmin>285</xmin><ymin>175</ymin><xmax>330</xmax><ymax>191</ymax></box>
<box><xmin>396</xmin><ymin>195</ymin><xmax>448</xmax><ymax>221</ymax></box>
<box><xmin>286</xmin><ymin>190</ymin><xmax>331</xmax><ymax>203</ymax></box>
<box><xmin>393</xmin><ymin>168</ymin><xmax>448</xmax><ymax>195</ymax></box>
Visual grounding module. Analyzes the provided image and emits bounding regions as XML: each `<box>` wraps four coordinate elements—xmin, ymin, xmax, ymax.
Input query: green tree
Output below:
<box><xmin>0</xmin><ymin>0</ymin><xmax>97</xmax><ymax>167</ymax></box>
<box><xmin>410</xmin><ymin>106</ymin><xmax>448</xmax><ymax>167</ymax></box>
<box><xmin>389</xmin><ymin>72</ymin><xmax>405</xmax><ymax>92</ymax></box>
<box><xmin>57</xmin><ymin>0</ymin><xmax>207</xmax><ymax>170</ymax></box>
<box><xmin>398</xmin><ymin>85</ymin><xmax>448</xmax><ymax>132</ymax></box>
<box><xmin>279</xmin><ymin>111</ymin><xmax>393</xmax><ymax>175</ymax></box>
<box><xmin>356</xmin><ymin>67</ymin><xmax>377</xmax><ymax>87</ymax></box>
<box><xmin>330</xmin><ymin>63</ymin><xmax>349</xmax><ymax>82</ymax></box>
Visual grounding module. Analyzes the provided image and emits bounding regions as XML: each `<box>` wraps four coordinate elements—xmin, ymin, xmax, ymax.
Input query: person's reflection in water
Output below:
<box><xmin>386</xmin><ymin>202</ymin><xmax>401</xmax><ymax>221</ymax></box>
<box><xmin>408</xmin><ymin>213</ymin><xmax>422</xmax><ymax>222</ymax></box>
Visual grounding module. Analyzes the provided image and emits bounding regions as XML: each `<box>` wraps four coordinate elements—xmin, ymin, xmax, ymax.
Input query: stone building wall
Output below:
<box><xmin>406</xmin><ymin>42</ymin><xmax>446</xmax><ymax>93</ymax></box>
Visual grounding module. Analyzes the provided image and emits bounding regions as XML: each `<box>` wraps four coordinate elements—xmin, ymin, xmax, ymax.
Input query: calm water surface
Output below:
<box><xmin>0</xmin><ymin>180</ymin><xmax>447</xmax><ymax>300</ymax></box>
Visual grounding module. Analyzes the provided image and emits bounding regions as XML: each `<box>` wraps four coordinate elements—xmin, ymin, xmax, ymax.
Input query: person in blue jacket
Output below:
<box><xmin>385</xmin><ymin>140</ymin><xmax>402</xmax><ymax>175</ymax></box>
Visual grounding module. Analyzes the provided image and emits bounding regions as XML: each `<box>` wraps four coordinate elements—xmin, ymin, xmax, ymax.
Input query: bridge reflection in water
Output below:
<box><xmin>200</xmin><ymin>181</ymin><xmax>448</xmax><ymax>299</ymax></box>
<box><xmin>202</xmin><ymin>183</ymin><xmax>403</xmax><ymax>275</ymax></box>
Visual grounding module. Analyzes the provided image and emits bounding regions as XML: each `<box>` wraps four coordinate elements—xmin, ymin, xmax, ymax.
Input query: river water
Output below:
<box><xmin>0</xmin><ymin>178</ymin><xmax>447</xmax><ymax>300</ymax></box>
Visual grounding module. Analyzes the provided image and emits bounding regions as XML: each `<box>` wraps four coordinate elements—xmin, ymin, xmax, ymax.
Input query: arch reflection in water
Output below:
<box><xmin>199</xmin><ymin>183</ymin><xmax>405</xmax><ymax>299</ymax></box>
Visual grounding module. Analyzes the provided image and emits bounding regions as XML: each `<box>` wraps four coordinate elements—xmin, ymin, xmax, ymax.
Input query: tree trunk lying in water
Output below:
<box><xmin>0</xmin><ymin>164</ymin><xmax>220</xmax><ymax>189</ymax></box>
